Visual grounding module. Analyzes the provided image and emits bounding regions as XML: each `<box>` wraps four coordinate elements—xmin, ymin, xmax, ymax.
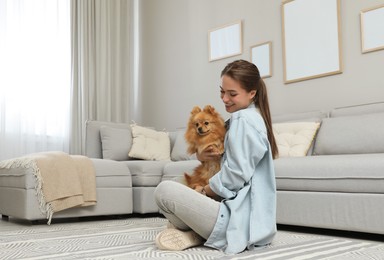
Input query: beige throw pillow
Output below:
<box><xmin>129</xmin><ymin>124</ymin><xmax>171</xmax><ymax>161</ymax></box>
<box><xmin>273</xmin><ymin>122</ymin><xmax>320</xmax><ymax>157</ymax></box>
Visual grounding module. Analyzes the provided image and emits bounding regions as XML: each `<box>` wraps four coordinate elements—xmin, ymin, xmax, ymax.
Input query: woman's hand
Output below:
<box><xmin>196</xmin><ymin>145</ymin><xmax>221</xmax><ymax>162</ymax></box>
<box><xmin>195</xmin><ymin>185</ymin><xmax>219</xmax><ymax>200</ymax></box>
<box><xmin>195</xmin><ymin>184</ymin><xmax>216</xmax><ymax>198</ymax></box>
<box><xmin>203</xmin><ymin>184</ymin><xmax>221</xmax><ymax>201</ymax></box>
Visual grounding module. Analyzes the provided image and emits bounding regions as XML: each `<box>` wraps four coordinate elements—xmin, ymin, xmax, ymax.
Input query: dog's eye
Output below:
<box><xmin>195</xmin><ymin>123</ymin><xmax>199</xmax><ymax>127</ymax></box>
<box><xmin>204</xmin><ymin>122</ymin><xmax>209</xmax><ymax>125</ymax></box>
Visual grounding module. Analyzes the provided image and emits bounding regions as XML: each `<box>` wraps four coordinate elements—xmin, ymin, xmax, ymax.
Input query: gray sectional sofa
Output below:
<box><xmin>0</xmin><ymin>101</ymin><xmax>383</xmax><ymax>236</ymax></box>
<box><xmin>273</xmin><ymin>102</ymin><xmax>384</xmax><ymax>235</ymax></box>
<box><xmin>84</xmin><ymin>120</ymin><xmax>200</xmax><ymax>214</ymax></box>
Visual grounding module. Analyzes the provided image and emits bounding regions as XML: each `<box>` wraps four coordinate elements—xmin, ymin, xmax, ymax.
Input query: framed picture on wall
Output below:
<box><xmin>250</xmin><ymin>41</ymin><xmax>272</xmax><ymax>78</ymax></box>
<box><xmin>208</xmin><ymin>21</ymin><xmax>242</xmax><ymax>62</ymax></box>
<box><xmin>360</xmin><ymin>4</ymin><xmax>384</xmax><ymax>53</ymax></box>
<box><xmin>281</xmin><ymin>0</ymin><xmax>342</xmax><ymax>84</ymax></box>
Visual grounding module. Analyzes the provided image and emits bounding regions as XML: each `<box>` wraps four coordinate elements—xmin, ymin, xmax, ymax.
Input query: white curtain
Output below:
<box><xmin>70</xmin><ymin>0</ymin><xmax>132</xmax><ymax>155</ymax></box>
<box><xmin>0</xmin><ymin>0</ymin><xmax>71</xmax><ymax>160</ymax></box>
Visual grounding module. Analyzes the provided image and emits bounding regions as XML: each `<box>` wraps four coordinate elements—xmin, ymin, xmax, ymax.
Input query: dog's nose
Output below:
<box><xmin>198</xmin><ymin>127</ymin><xmax>203</xmax><ymax>133</ymax></box>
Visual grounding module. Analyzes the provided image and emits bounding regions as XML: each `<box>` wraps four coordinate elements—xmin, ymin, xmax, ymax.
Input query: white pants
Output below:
<box><xmin>154</xmin><ymin>180</ymin><xmax>220</xmax><ymax>239</ymax></box>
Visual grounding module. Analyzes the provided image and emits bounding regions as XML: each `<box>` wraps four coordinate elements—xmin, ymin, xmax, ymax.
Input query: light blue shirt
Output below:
<box><xmin>205</xmin><ymin>104</ymin><xmax>277</xmax><ymax>254</ymax></box>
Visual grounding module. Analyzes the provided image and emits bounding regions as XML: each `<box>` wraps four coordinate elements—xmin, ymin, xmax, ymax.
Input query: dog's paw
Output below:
<box><xmin>194</xmin><ymin>185</ymin><xmax>204</xmax><ymax>194</ymax></box>
<box><xmin>211</xmin><ymin>145</ymin><xmax>224</xmax><ymax>156</ymax></box>
<box><xmin>217</xmin><ymin>143</ymin><xmax>225</xmax><ymax>155</ymax></box>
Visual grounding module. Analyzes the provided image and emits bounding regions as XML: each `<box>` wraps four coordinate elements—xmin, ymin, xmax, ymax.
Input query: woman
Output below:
<box><xmin>154</xmin><ymin>59</ymin><xmax>279</xmax><ymax>254</ymax></box>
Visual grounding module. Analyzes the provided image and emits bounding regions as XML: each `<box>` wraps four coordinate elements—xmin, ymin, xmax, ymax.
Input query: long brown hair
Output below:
<box><xmin>221</xmin><ymin>60</ymin><xmax>279</xmax><ymax>159</ymax></box>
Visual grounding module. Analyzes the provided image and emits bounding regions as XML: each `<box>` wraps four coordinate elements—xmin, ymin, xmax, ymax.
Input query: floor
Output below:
<box><xmin>1</xmin><ymin>213</ymin><xmax>383</xmax><ymax>243</ymax></box>
<box><xmin>1</xmin><ymin>214</ymin><xmax>383</xmax><ymax>260</ymax></box>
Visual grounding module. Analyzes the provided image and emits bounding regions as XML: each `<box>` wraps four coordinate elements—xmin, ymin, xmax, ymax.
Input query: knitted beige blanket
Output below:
<box><xmin>0</xmin><ymin>152</ymin><xmax>96</xmax><ymax>224</ymax></box>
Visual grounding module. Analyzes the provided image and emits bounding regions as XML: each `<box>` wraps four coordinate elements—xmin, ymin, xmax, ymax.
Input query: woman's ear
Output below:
<box><xmin>250</xmin><ymin>90</ymin><xmax>257</xmax><ymax>100</ymax></box>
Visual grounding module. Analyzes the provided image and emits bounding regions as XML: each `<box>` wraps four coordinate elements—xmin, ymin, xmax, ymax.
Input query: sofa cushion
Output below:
<box><xmin>91</xmin><ymin>159</ymin><xmax>132</xmax><ymax>188</ymax></box>
<box><xmin>273</xmin><ymin>122</ymin><xmax>320</xmax><ymax>157</ymax></box>
<box><xmin>274</xmin><ymin>154</ymin><xmax>384</xmax><ymax>193</ymax></box>
<box><xmin>85</xmin><ymin>120</ymin><xmax>132</xmax><ymax>159</ymax></box>
<box><xmin>168</xmin><ymin>131</ymin><xmax>178</xmax><ymax>150</ymax></box>
<box><xmin>170</xmin><ymin>130</ymin><xmax>197</xmax><ymax>161</ymax></box>
<box><xmin>330</xmin><ymin>102</ymin><xmax>384</xmax><ymax>118</ymax></box>
<box><xmin>0</xmin><ymin>158</ymin><xmax>132</xmax><ymax>190</ymax></box>
<box><xmin>125</xmin><ymin>160</ymin><xmax>168</xmax><ymax>187</ymax></box>
<box><xmin>313</xmin><ymin>112</ymin><xmax>384</xmax><ymax>155</ymax></box>
<box><xmin>0</xmin><ymin>167</ymin><xmax>35</xmax><ymax>189</ymax></box>
<box><xmin>129</xmin><ymin>124</ymin><xmax>171</xmax><ymax>161</ymax></box>
<box><xmin>162</xmin><ymin>160</ymin><xmax>201</xmax><ymax>181</ymax></box>
<box><xmin>100</xmin><ymin>126</ymin><xmax>133</xmax><ymax>161</ymax></box>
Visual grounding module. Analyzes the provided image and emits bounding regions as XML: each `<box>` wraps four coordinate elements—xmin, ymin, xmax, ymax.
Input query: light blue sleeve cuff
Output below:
<box><xmin>209</xmin><ymin>172</ymin><xmax>237</xmax><ymax>199</ymax></box>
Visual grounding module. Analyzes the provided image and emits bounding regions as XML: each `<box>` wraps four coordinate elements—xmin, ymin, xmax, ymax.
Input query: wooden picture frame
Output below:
<box><xmin>281</xmin><ymin>0</ymin><xmax>342</xmax><ymax>84</ymax></box>
<box><xmin>251</xmin><ymin>41</ymin><xmax>272</xmax><ymax>78</ymax></box>
<box><xmin>360</xmin><ymin>4</ymin><xmax>384</xmax><ymax>53</ymax></box>
<box><xmin>208</xmin><ymin>21</ymin><xmax>242</xmax><ymax>62</ymax></box>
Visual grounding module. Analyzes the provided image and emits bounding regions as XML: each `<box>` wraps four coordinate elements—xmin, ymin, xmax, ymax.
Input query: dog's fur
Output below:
<box><xmin>184</xmin><ymin>105</ymin><xmax>226</xmax><ymax>190</ymax></box>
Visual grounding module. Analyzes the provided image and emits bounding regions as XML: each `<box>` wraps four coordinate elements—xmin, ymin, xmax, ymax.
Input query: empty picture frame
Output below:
<box><xmin>208</xmin><ymin>21</ymin><xmax>242</xmax><ymax>62</ymax></box>
<box><xmin>281</xmin><ymin>0</ymin><xmax>342</xmax><ymax>84</ymax></box>
<box><xmin>251</xmin><ymin>41</ymin><xmax>272</xmax><ymax>78</ymax></box>
<box><xmin>360</xmin><ymin>4</ymin><xmax>384</xmax><ymax>53</ymax></box>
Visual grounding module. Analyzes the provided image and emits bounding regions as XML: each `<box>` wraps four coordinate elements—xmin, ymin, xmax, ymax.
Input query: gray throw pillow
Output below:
<box><xmin>313</xmin><ymin>112</ymin><xmax>384</xmax><ymax>155</ymax></box>
<box><xmin>170</xmin><ymin>130</ymin><xmax>196</xmax><ymax>161</ymax></box>
<box><xmin>100</xmin><ymin>126</ymin><xmax>133</xmax><ymax>161</ymax></box>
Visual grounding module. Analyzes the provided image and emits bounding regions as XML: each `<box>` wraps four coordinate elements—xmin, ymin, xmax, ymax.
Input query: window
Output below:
<box><xmin>0</xmin><ymin>0</ymin><xmax>70</xmax><ymax>160</ymax></box>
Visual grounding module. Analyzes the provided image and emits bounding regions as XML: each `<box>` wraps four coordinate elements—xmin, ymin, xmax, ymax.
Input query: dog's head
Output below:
<box><xmin>187</xmin><ymin>105</ymin><xmax>224</xmax><ymax>136</ymax></box>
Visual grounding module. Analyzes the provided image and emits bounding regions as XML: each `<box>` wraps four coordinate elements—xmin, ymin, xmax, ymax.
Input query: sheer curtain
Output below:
<box><xmin>70</xmin><ymin>0</ymin><xmax>132</xmax><ymax>155</ymax></box>
<box><xmin>0</xmin><ymin>0</ymin><xmax>71</xmax><ymax>160</ymax></box>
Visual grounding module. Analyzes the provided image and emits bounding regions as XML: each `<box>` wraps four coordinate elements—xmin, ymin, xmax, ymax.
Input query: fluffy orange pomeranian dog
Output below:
<box><xmin>184</xmin><ymin>105</ymin><xmax>226</xmax><ymax>190</ymax></box>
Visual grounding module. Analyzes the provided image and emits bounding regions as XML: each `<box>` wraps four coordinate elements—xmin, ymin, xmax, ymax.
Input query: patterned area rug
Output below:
<box><xmin>0</xmin><ymin>217</ymin><xmax>383</xmax><ymax>260</ymax></box>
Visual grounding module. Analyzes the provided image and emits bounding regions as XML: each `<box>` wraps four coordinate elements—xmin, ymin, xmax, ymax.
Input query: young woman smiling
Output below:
<box><xmin>154</xmin><ymin>59</ymin><xmax>278</xmax><ymax>254</ymax></box>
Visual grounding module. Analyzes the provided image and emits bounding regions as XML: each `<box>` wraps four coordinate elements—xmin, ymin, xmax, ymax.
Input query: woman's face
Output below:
<box><xmin>220</xmin><ymin>75</ymin><xmax>256</xmax><ymax>113</ymax></box>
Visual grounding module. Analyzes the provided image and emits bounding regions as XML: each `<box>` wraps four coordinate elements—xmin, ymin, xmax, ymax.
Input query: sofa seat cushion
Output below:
<box><xmin>91</xmin><ymin>159</ymin><xmax>132</xmax><ymax>188</ymax></box>
<box><xmin>125</xmin><ymin>160</ymin><xmax>169</xmax><ymax>187</ymax></box>
<box><xmin>162</xmin><ymin>160</ymin><xmax>201</xmax><ymax>181</ymax></box>
<box><xmin>0</xmin><ymin>167</ymin><xmax>35</xmax><ymax>189</ymax></box>
<box><xmin>274</xmin><ymin>154</ymin><xmax>384</xmax><ymax>193</ymax></box>
<box><xmin>0</xmin><ymin>158</ymin><xmax>132</xmax><ymax>190</ymax></box>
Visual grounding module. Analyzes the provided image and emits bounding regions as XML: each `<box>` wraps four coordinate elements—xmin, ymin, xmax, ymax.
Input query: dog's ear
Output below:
<box><xmin>203</xmin><ymin>105</ymin><xmax>216</xmax><ymax>115</ymax></box>
<box><xmin>191</xmin><ymin>106</ymin><xmax>201</xmax><ymax>115</ymax></box>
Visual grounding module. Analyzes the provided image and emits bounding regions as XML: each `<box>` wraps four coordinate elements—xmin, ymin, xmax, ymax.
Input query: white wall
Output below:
<box><xmin>138</xmin><ymin>0</ymin><xmax>384</xmax><ymax>131</ymax></box>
